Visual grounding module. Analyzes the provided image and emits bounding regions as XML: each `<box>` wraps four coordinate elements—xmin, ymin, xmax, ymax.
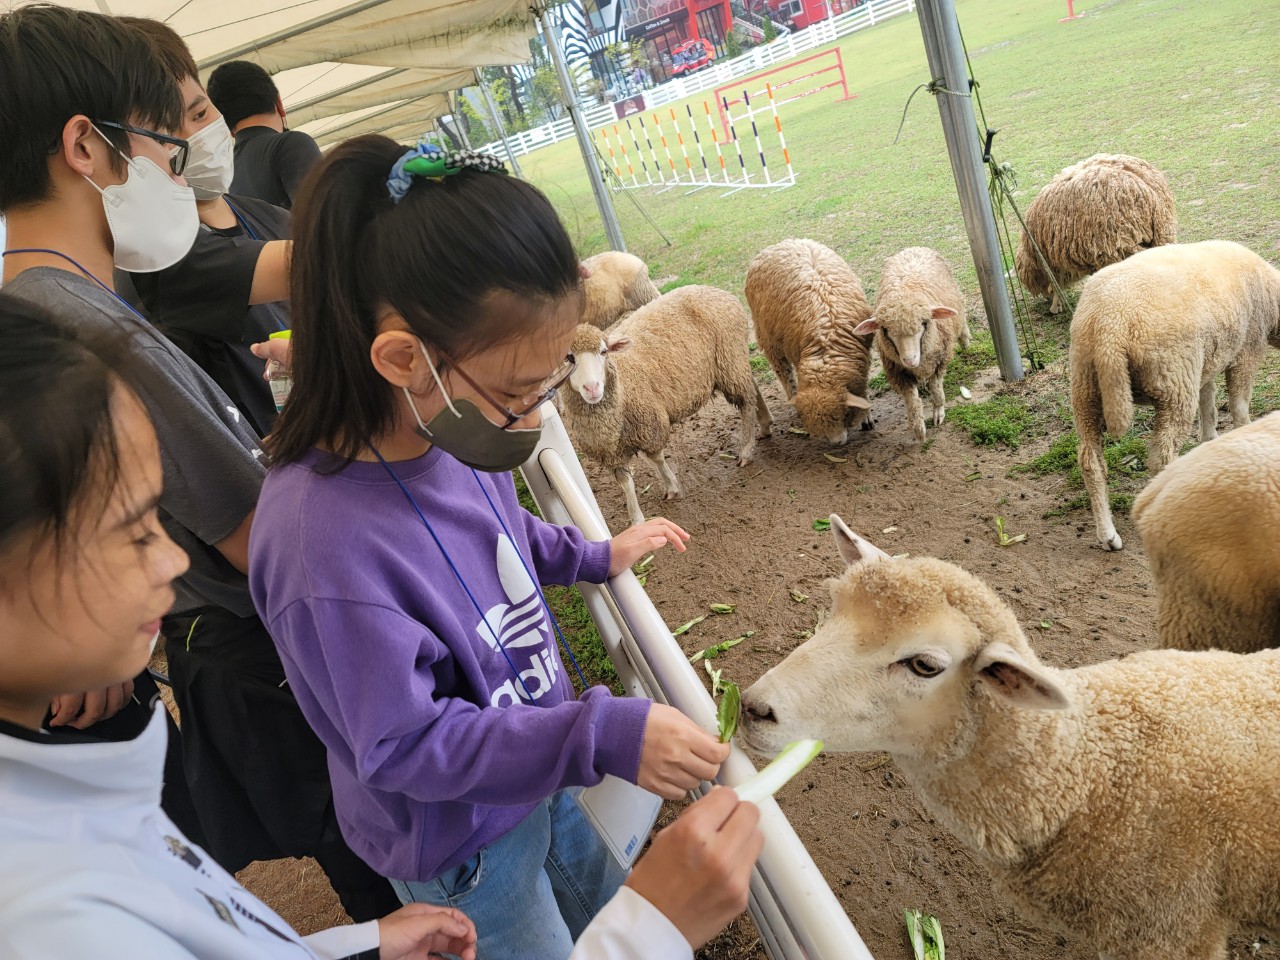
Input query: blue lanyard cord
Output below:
<box><xmin>1</xmin><ymin>248</ymin><xmax>148</xmax><ymax>323</ymax></box>
<box><xmin>468</xmin><ymin>469</ymin><xmax>591</xmax><ymax>692</ymax></box>
<box><xmin>370</xmin><ymin>447</ymin><xmax>547</xmax><ymax>703</ymax></box>
<box><xmin>224</xmin><ymin>198</ymin><xmax>260</xmax><ymax>241</ymax></box>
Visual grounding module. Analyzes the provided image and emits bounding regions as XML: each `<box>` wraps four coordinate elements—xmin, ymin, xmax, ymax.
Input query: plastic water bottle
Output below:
<box><xmin>267</xmin><ymin>329</ymin><xmax>292</xmax><ymax>412</ymax></box>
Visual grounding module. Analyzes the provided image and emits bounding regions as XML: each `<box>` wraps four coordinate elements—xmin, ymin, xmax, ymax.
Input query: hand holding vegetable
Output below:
<box><xmin>625</xmin><ymin>787</ymin><xmax>764</xmax><ymax>950</ymax></box>
<box><xmin>609</xmin><ymin>518</ymin><xmax>690</xmax><ymax>576</ymax></box>
<box><xmin>638</xmin><ymin>703</ymin><xmax>730</xmax><ymax>799</ymax></box>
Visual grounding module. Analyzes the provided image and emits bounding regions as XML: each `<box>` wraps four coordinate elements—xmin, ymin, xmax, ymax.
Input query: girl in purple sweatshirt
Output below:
<box><xmin>248</xmin><ymin>138</ymin><xmax>730</xmax><ymax>960</ymax></box>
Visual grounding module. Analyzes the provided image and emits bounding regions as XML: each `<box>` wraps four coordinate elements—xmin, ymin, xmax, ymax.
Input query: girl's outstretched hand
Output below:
<box><xmin>377</xmin><ymin>904</ymin><xmax>477</xmax><ymax>960</ymax></box>
<box><xmin>609</xmin><ymin>518</ymin><xmax>690</xmax><ymax>576</ymax></box>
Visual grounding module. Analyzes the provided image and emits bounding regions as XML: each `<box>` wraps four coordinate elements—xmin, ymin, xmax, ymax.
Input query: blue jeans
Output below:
<box><xmin>389</xmin><ymin>790</ymin><xmax>627</xmax><ymax>960</ymax></box>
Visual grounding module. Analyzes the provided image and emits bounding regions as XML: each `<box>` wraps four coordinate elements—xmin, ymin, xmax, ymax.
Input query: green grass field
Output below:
<box><xmin>515</xmin><ymin>0</ymin><xmax>1277</xmax><ymax>508</ymax></box>
<box><xmin>520</xmin><ymin>0</ymin><xmax>1277</xmax><ymax>289</ymax></box>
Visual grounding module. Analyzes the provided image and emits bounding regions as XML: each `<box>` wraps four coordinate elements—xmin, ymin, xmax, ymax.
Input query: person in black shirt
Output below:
<box><xmin>122</xmin><ymin>196</ymin><xmax>290</xmax><ymax>437</ymax></box>
<box><xmin>206</xmin><ymin>60</ymin><xmax>321</xmax><ymax>210</ymax></box>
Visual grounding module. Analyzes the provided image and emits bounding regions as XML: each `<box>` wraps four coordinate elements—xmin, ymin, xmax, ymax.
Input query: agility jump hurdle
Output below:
<box><xmin>715</xmin><ymin>48</ymin><xmax>858</xmax><ymax>141</ymax></box>
<box><xmin>594</xmin><ymin>91</ymin><xmax>796</xmax><ymax>197</ymax></box>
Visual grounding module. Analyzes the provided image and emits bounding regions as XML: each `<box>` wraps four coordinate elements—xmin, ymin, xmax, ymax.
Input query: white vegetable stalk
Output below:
<box><xmin>732</xmin><ymin>740</ymin><xmax>824</xmax><ymax>805</ymax></box>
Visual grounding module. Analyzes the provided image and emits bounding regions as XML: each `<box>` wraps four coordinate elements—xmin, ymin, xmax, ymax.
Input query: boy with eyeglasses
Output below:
<box><xmin>0</xmin><ymin>4</ymin><xmax>392</xmax><ymax>922</ymax></box>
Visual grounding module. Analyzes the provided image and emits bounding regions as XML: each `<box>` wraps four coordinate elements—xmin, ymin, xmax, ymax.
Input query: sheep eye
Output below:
<box><xmin>903</xmin><ymin>655</ymin><xmax>943</xmax><ymax>678</ymax></box>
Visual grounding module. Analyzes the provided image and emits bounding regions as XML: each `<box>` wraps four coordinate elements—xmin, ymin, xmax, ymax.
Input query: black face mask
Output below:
<box><xmin>401</xmin><ymin>342</ymin><xmax>541</xmax><ymax>473</ymax></box>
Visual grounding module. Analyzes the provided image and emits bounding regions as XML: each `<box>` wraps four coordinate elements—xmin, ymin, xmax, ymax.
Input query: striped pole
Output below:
<box><xmin>613</xmin><ymin>123</ymin><xmax>638</xmax><ymax>188</ymax></box>
<box><xmin>669</xmin><ymin>107</ymin><xmax>696</xmax><ymax>184</ymax></box>
<box><xmin>767</xmin><ymin>82</ymin><xmax>795</xmax><ymax>184</ymax></box>
<box><xmin>637</xmin><ymin>114</ymin><xmax>666</xmax><ymax>184</ymax></box>
<box><xmin>654</xmin><ymin>112</ymin><xmax>678</xmax><ymax>181</ymax></box>
<box><xmin>722</xmin><ymin>95</ymin><xmax>750</xmax><ymax>186</ymax></box>
<box><xmin>625</xmin><ymin>117</ymin><xmax>654</xmax><ymax>185</ymax></box>
<box><xmin>743</xmin><ymin>89</ymin><xmax>771</xmax><ymax>186</ymax></box>
<box><xmin>686</xmin><ymin>103</ymin><xmax>712</xmax><ymax>184</ymax></box>
<box><xmin>599</xmin><ymin>125</ymin><xmax>622</xmax><ymax>181</ymax></box>
<box><xmin>705</xmin><ymin>100</ymin><xmax>731</xmax><ymax>185</ymax></box>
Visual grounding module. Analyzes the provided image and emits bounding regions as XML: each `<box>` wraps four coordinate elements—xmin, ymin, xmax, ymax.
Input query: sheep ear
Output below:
<box><xmin>844</xmin><ymin>392</ymin><xmax>872</xmax><ymax>410</ymax></box>
<box><xmin>973</xmin><ymin>642</ymin><xmax>1071</xmax><ymax>711</ymax></box>
<box><xmin>930</xmin><ymin>306</ymin><xmax>957</xmax><ymax>320</ymax></box>
<box><xmin>830</xmin><ymin>514</ymin><xmax>892</xmax><ymax>567</ymax></box>
<box><xmin>851</xmin><ymin>317</ymin><xmax>880</xmax><ymax>336</ymax></box>
<box><xmin>579</xmin><ymin>262</ymin><xmax>593</xmax><ymax>280</ymax></box>
<box><xmin>605</xmin><ymin>335</ymin><xmax>632</xmax><ymax>353</ymax></box>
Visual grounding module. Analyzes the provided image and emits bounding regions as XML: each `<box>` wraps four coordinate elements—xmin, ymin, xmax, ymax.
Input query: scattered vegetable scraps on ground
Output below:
<box><xmin>904</xmin><ymin>909</ymin><xmax>945</xmax><ymax>960</ymax></box>
<box><xmin>672</xmin><ymin>614</ymin><xmax>707</xmax><ymax>637</ymax></box>
<box><xmin>689</xmin><ymin>632</ymin><xmax>752</xmax><ymax>663</ymax></box>
<box><xmin>812</xmin><ymin>518</ymin><xmax>832</xmax><ymax>532</ymax></box>
<box><xmin>995</xmin><ymin>515</ymin><xmax>1027</xmax><ymax>546</ymax></box>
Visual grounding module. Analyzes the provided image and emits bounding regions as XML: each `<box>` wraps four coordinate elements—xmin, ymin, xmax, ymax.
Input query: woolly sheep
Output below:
<box><xmin>744</xmin><ymin>239</ymin><xmax>875</xmax><ymax>445</ymax></box>
<box><xmin>741</xmin><ymin>516</ymin><xmax>1280</xmax><ymax>960</ymax></box>
<box><xmin>560</xmin><ymin>285</ymin><xmax>772</xmax><ymax>526</ymax></box>
<box><xmin>1070</xmin><ymin>240</ymin><xmax>1280</xmax><ymax>550</ymax></box>
<box><xmin>1014</xmin><ymin>153</ymin><xmax>1177</xmax><ymax>314</ymax></box>
<box><xmin>580</xmin><ymin>251</ymin><xmax>661</xmax><ymax>329</ymax></box>
<box><xmin>1132</xmin><ymin>411</ymin><xmax>1280</xmax><ymax>653</ymax></box>
<box><xmin>851</xmin><ymin>247</ymin><xmax>970</xmax><ymax>442</ymax></box>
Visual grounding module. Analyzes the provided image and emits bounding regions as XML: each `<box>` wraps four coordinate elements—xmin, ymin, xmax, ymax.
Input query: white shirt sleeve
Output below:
<box><xmin>303</xmin><ymin>920</ymin><xmax>380</xmax><ymax>959</ymax></box>
<box><xmin>570</xmin><ymin>886</ymin><xmax>693</xmax><ymax>960</ymax></box>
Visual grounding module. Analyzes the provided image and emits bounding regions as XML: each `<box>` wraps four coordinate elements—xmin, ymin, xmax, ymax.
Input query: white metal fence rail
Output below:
<box><xmin>478</xmin><ymin>0</ymin><xmax>916</xmax><ymax>159</ymax></box>
<box><xmin>520</xmin><ymin>404</ymin><xmax>876</xmax><ymax>960</ymax></box>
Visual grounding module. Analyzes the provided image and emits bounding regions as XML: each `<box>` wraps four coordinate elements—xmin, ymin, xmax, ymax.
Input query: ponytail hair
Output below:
<box><xmin>269</xmin><ymin>134</ymin><xmax>582</xmax><ymax>467</ymax></box>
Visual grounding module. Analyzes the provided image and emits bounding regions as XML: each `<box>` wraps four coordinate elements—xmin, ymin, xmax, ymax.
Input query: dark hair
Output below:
<box><xmin>206</xmin><ymin>60</ymin><xmax>280</xmax><ymax>131</ymax></box>
<box><xmin>120</xmin><ymin>17</ymin><xmax>199</xmax><ymax>84</ymax></box>
<box><xmin>0</xmin><ymin>4</ymin><xmax>184</xmax><ymax>213</ymax></box>
<box><xmin>269</xmin><ymin>135</ymin><xmax>582</xmax><ymax>466</ymax></box>
<box><xmin>0</xmin><ymin>292</ymin><xmax>140</xmax><ymax>567</ymax></box>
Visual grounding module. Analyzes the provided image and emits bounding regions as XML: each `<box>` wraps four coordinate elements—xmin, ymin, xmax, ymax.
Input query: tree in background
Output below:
<box><xmin>529</xmin><ymin>64</ymin><xmax>564</xmax><ymax>121</ymax></box>
<box><xmin>762</xmin><ymin>14</ymin><xmax>778</xmax><ymax>41</ymax></box>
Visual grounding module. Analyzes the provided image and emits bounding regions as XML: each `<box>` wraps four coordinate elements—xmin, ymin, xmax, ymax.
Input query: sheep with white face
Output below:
<box><xmin>559</xmin><ymin>285</ymin><xmax>770</xmax><ymax>526</ymax></box>
<box><xmin>853</xmin><ymin>248</ymin><xmax>969</xmax><ymax>442</ymax></box>
<box><xmin>741</xmin><ymin>516</ymin><xmax>1280</xmax><ymax>960</ymax></box>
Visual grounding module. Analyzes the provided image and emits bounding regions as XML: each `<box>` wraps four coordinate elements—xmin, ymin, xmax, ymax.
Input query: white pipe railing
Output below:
<box><xmin>521</xmin><ymin>404</ymin><xmax>874</xmax><ymax>960</ymax></box>
<box><xmin>478</xmin><ymin>0</ymin><xmax>915</xmax><ymax>160</ymax></box>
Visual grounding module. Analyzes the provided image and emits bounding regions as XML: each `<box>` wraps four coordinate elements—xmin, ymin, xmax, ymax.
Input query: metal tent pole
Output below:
<box><xmin>474</xmin><ymin>69</ymin><xmax>524</xmax><ymax>178</ymax></box>
<box><xmin>915</xmin><ymin>0</ymin><xmax>1023</xmax><ymax>381</ymax></box>
<box><xmin>535</xmin><ymin>5</ymin><xmax>627</xmax><ymax>252</ymax></box>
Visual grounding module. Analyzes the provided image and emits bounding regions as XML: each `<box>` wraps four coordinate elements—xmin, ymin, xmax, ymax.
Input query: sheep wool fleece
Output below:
<box><xmin>249</xmin><ymin>447</ymin><xmax>651</xmax><ymax>884</ymax></box>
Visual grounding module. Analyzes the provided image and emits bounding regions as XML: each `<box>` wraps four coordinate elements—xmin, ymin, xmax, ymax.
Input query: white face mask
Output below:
<box><xmin>184</xmin><ymin>119</ymin><xmax>235</xmax><ymax>200</ymax></box>
<box><xmin>83</xmin><ymin>126</ymin><xmax>199</xmax><ymax>273</ymax></box>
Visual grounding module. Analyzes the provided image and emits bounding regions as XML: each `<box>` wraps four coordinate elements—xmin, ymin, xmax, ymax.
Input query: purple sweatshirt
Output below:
<box><xmin>248</xmin><ymin>447</ymin><xmax>652</xmax><ymax>882</ymax></box>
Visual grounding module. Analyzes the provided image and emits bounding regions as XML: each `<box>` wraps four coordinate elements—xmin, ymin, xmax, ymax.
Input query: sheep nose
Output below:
<box><xmin>744</xmin><ymin>698</ymin><xmax>777</xmax><ymax>724</ymax></box>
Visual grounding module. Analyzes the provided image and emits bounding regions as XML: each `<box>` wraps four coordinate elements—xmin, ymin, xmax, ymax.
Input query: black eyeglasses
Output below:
<box><xmin>93</xmin><ymin>120</ymin><xmax>190</xmax><ymax>177</ymax></box>
<box><xmin>438</xmin><ymin>349</ymin><xmax>577</xmax><ymax>429</ymax></box>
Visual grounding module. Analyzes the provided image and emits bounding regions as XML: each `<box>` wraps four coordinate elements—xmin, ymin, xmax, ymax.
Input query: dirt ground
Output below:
<box><xmin>236</xmin><ymin>355</ymin><xmax>1277</xmax><ymax>959</ymax></box>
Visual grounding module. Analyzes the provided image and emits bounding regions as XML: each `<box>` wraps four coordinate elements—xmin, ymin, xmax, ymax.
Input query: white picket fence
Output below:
<box><xmin>478</xmin><ymin>0</ymin><xmax>916</xmax><ymax>158</ymax></box>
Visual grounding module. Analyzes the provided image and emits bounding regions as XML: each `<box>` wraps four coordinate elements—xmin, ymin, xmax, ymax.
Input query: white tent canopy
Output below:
<box><xmin>38</xmin><ymin>0</ymin><xmax>540</xmax><ymax>145</ymax></box>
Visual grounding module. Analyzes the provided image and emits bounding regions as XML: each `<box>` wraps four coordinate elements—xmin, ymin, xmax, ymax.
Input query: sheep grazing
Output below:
<box><xmin>1069</xmin><ymin>239</ymin><xmax>1280</xmax><ymax>550</ymax></box>
<box><xmin>851</xmin><ymin>247</ymin><xmax>970</xmax><ymax>443</ymax></box>
<box><xmin>580</xmin><ymin>251</ymin><xmax>661</xmax><ymax>329</ymax></box>
<box><xmin>743</xmin><ymin>239</ymin><xmax>875</xmax><ymax>445</ymax></box>
<box><xmin>560</xmin><ymin>285</ymin><xmax>772</xmax><ymax>526</ymax></box>
<box><xmin>1132</xmin><ymin>411</ymin><xmax>1280</xmax><ymax>653</ymax></box>
<box><xmin>1014</xmin><ymin>153</ymin><xmax>1177</xmax><ymax>314</ymax></box>
<box><xmin>741</xmin><ymin>516</ymin><xmax>1280</xmax><ymax>960</ymax></box>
